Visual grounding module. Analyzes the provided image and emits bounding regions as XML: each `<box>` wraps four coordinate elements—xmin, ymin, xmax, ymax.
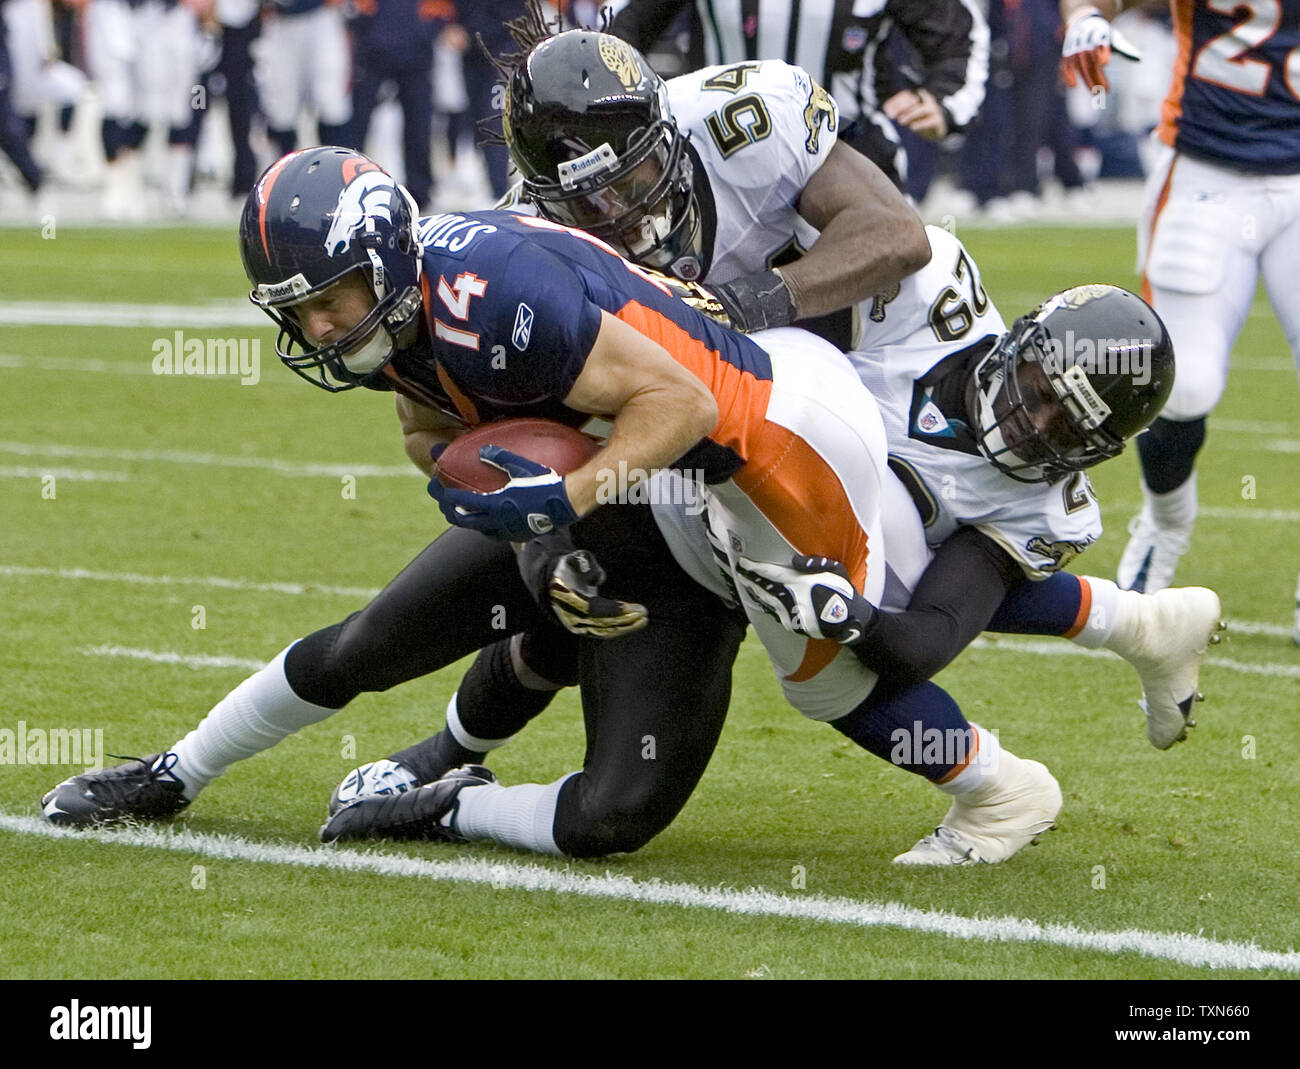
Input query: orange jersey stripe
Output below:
<box><xmin>613</xmin><ymin>301</ymin><xmax>773</xmax><ymax>463</ymax></box>
<box><xmin>1157</xmin><ymin>1</ymin><xmax>1197</xmax><ymax>148</ymax></box>
<box><xmin>1064</xmin><ymin>576</ymin><xmax>1093</xmax><ymax>640</ymax></box>
<box><xmin>1141</xmin><ymin>156</ymin><xmax>1179</xmax><ymax>303</ymax></box>
<box><xmin>731</xmin><ymin>426</ymin><xmax>872</xmax><ymax>685</ymax></box>
<box><xmin>936</xmin><ymin>728</ymin><xmax>980</xmax><ymax>785</ymax></box>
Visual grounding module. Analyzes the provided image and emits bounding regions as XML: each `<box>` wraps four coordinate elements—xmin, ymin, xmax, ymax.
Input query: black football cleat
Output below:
<box><xmin>42</xmin><ymin>753</ymin><xmax>189</xmax><ymax>826</ymax></box>
<box><xmin>319</xmin><ymin>765</ymin><xmax>496</xmax><ymax>844</ymax></box>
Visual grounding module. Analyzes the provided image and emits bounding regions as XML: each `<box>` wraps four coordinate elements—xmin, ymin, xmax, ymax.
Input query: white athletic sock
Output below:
<box><xmin>452</xmin><ymin>772</ymin><xmax>575</xmax><ymax>856</ymax></box>
<box><xmin>169</xmin><ymin>644</ymin><xmax>337</xmax><ymax>799</ymax></box>
<box><xmin>1068</xmin><ymin>576</ymin><xmax>1121</xmax><ymax>649</ymax></box>
<box><xmin>445</xmin><ymin>692</ymin><xmax>517</xmax><ymax>752</ymax></box>
<box><xmin>164</xmin><ymin>146</ymin><xmax>193</xmax><ymax>214</ymax></box>
<box><xmin>1143</xmin><ymin>473</ymin><xmax>1198</xmax><ymax>533</ymax></box>
<box><xmin>936</xmin><ymin>723</ymin><xmax>1002</xmax><ymax>796</ymax></box>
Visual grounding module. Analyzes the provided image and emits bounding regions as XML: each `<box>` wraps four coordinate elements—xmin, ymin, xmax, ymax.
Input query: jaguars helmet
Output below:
<box><xmin>505</xmin><ymin>30</ymin><xmax>704</xmax><ymax>279</ymax></box>
<box><xmin>238</xmin><ymin>147</ymin><xmax>424</xmax><ymax>391</ymax></box>
<box><xmin>971</xmin><ymin>284</ymin><xmax>1174</xmax><ymax>483</ymax></box>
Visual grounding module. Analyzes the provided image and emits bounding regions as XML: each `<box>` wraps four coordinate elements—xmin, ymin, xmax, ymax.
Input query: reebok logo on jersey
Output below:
<box><xmin>819</xmin><ymin>594</ymin><xmax>849</xmax><ymax>624</ymax></box>
<box><xmin>512</xmin><ymin>303</ymin><xmax>534</xmax><ymax>350</ymax></box>
<box><xmin>915</xmin><ymin>401</ymin><xmax>953</xmax><ymax>437</ymax></box>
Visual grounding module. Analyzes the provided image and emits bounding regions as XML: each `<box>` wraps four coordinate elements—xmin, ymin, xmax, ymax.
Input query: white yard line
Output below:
<box><xmin>0</xmin><ymin>441</ymin><xmax>414</xmax><ymax>479</ymax></box>
<box><xmin>81</xmin><ymin>646</ymin><xmax>267</xmax><ymax>672</ymax></box>
<box><xmin>0</xmin><ymin>564</ymin><xmax>381</xmax><ymax>599</ymax></box>
<box><xmin>0</xmin><ymin>812</ymin><xmax>1293</xmax><ymax>974</ymax></box>
<box><xmin>970</xmin><ymin>637</ymin><xmax>1300</xmax><ymax>679</ymax></box>
<box><xmin>0</xmin><ymin>301</ymin><xmax>265</xmax><ymax>327</ymax></box>
<box><xmin>0</xmin><ymin>465</ymin><xmax>128</xmax><ymax>481</ymax></box>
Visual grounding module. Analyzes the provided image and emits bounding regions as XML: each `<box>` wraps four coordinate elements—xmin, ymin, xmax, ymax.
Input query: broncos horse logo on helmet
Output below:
<box><xmin>239</xmin><ymin>147</ymin><xmax>424</xmax><ymax>392</ymax></box>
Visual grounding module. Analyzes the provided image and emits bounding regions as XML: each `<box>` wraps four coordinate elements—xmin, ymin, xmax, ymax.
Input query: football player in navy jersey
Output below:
<box><xmin>47</xmin><ymin>146</ymin><xmax>1071</xmax><ymax>867</ymax></box>
<box><xmin>373</xmin><ymin>19</ymin><xmax>1220</xmax><ymax>805</ymax></box>
<box><xmin>1063</xmin><ymin>0</ymin><xmax>1300</xmax><ymax>618</ymax></box>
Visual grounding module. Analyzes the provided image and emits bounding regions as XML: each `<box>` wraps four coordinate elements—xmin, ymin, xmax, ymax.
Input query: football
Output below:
<box><xmin>435</xmin><ymin>418</ymin><xmax>599</xmax><ymax>493</ymax></box>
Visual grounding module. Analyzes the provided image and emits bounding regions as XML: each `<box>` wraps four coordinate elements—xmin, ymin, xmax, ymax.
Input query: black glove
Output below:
<box><xmin>708</xmin><ymin>269</ymin><xmax>798</xmax><ymax>333</ymax></box>
<box><xmin>517</xmin><ymin>536</ymin><xmax>648</xmax><ymax>639</ymax></box>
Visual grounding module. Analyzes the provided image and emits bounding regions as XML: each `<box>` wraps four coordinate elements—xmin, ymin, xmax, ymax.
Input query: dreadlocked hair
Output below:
<box><xmin>476</xmin><ymin>1</ymin><xmax>612</xmax><ymax>147</ymax></box>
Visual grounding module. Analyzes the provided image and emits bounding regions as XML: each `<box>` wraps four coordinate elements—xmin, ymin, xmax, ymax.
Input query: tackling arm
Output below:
<box><xmin>780</xmin><ymin>142</ymin><xmax>931</xmax><ymax>321</ymax></box>
<box><xmin>846</xmin><ymin>526</ymin><xmax>1024</xmax><ymax>684</ymax></box>
<box><xmin>737</xmin><ymin>526</ymin><xmax>1024</xmax><ymax>685</ymax></box>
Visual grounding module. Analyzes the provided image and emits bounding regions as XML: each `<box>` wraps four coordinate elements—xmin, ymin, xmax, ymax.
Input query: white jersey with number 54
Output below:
<box><xmin>666</xmin><ymin>60</ymin><xmax>839</xmax><ymax>283</ymax></box>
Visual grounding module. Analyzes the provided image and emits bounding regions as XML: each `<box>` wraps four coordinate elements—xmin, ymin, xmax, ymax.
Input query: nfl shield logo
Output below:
<box><xmin>842</xmin><ymin>27</ymin><xmax>867</xmax><ymax>52</ymax></box>
<box><xmin>512</xmin><ymin>303</ymin><xmax>533</xmax><ymax>350</ymax></box>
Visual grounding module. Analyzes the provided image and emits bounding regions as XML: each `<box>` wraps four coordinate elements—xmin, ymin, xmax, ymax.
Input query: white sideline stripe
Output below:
<box><xmin>82</xmin><ymin>645</ymin><xmax>267</xmax><ymax>671</ymax></box>
<box><xmin>0</xmin><ymin>813</ymin><xmax>1293</xmax><ymax>974</ymax></box>
<box><xmin>970</xmin><ymin>637</ymin><xmax>1300</xmax><ymax>680</ymax></box>
<box><xmin>1225</xmin><ymin>619</ymin><xmax>1296</xmax><ymax>639</ymax></box>
<box><xmin>0</xmin><ymin>301</ymin><xmax>265</xmax><ymax>327</ymax></box>
<box><xmin>0</xmin><ymin>564</ymin><xmax>381</xmax><ymax>600</ymax></box>
<box><xmin>0</xmin><ymin>352</ymin><xmax>296</xmax><ymax>383</ymax></box>
<box><xmin>0</xmin><ymin>441</ymin><xmax>415</xmax><ymax>479</ymax></box>
<box><xmin>0</xmin><ymin>465</ymin><xmax>128</xmax><ymax>482</ymax></box>
<box><xmin>1215</xmin><ymin>419</ymin><xmax>1300</xmax><ymax>435</ymax></box>
<box><xmin>1108</xmin><ymin>502</ymin><xmax>1300</xmax><ymax>522</ymax></box>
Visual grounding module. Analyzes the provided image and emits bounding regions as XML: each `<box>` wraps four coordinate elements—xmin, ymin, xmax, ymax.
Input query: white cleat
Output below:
<box><xmin>893</xmin><ymin>754</ymin><xmax>1062</xmax><ymax>866</ymax></box>
<box><xmin>1110</xmin><ymin>587</ymin><xmax>1224</xmax><ymax>749</ymax></box>
<box><xmin>1116</xmin><ymin>507</ymin><xmax>1191</xmax><ymax>593</ymax></box>
<box><xmin>329</xmin><ymin>759</ymin><xmax>422</xmax><ymax>816</ymax></box>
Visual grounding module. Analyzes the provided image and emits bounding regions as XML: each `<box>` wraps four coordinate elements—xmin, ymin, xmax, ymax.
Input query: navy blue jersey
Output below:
<box><xmin>1159</xmin><ymin>0</ymin><xmax>1300</xmax><ymax>173</ymax></box>
<box><xmin>408</xmin><ymin>210</ymin><xmax>777</xmax><ymax>482</ymax></box>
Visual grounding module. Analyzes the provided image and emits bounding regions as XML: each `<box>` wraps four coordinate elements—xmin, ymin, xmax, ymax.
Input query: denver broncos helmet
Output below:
<box><xmin>505</xmin><ymin>30</ymin><xmax>703</xmax><ymax>279</ymax></box>
<box><xmin>239</xmin><ymin>147</ymin><xmax>423</xmax><ymax>391</ymax></box>
<box><xmin>971</xmin><ymin>284</ymin><xmax>1174</xmax><ymax>482</ymax></box>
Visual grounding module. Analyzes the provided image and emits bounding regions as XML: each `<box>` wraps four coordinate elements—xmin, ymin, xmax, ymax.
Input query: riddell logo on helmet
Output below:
<box><xmin>1041</xmin><ymin>330</ymin><xmax>1152</xmax><ymax>385</ymax></box>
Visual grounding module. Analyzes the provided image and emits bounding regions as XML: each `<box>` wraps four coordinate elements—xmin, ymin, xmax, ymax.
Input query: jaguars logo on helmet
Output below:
<box><xmin>505</xmin><ymin>30</ymin><xmax>704</xmax><ymax>280</ymax></box>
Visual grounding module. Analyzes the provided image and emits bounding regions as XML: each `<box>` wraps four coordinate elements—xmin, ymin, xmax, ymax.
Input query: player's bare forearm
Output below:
<box><xmin>787</xmin><ymin>143</ymin><xmax>930</xmax><ymax>319</ymax></box>
<box><xmin>395</xmin><ymin>395</ymin><xmax>460</xmax><ymax>476</ymax></box>
<box><xmin>560</xmin><ymin>312</ymin><xmax>718</xmax><ymax>517</ymax></box>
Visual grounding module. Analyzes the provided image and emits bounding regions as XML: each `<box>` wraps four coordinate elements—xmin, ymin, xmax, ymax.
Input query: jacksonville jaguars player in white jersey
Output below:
<box><xmin>492</xmin><ymin>24</ymin><xmax>1222</xmax><ymax>752</ymax></box>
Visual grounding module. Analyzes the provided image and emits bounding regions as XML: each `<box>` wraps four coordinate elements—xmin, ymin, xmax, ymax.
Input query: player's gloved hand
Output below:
<box><xmin>1061</xmin><ymin>6</ymin><xmax>1142</xmax><ymax>93</ymax></box>
<box><xmin>708</xmin><ymin>269</ymin><xmax>798</xmax><ymax>333</ymax></box>
<box><xmin>515</xmin><ymin>535</ymin><xmax>648</xmax><ymax>636</ymax></box>
<box><xmin>550</xmin><ymin>549</ymin><xmax>649</xmax><ymax>638</ymax></box>
<box><xmin>734</xmin><ymin>554</ymin><xmax>876</xmax><ymax>643</ymax></box>
<box><xmin>428</xmin><ymin>445</ymin><xmax>579</xmax><ymax>542</ymax></box>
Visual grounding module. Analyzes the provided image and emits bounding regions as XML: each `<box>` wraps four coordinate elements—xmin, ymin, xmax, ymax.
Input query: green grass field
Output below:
<box><xmin>1</xmin><ymin>223</ymin><xmax>1297</xmax><ymax>980</ymax></box>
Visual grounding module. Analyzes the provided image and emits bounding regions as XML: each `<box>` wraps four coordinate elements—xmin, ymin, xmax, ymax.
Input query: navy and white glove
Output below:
<box><xmin>428</xmin><ymin>445</ymin><xmax>579</xmax><ymax>542</ymax></box>
<box><xmin>1061</xmin><ymin>6</ymin><xmax>1142</xmax><ymax>93</ymax></box>
<box><xmin>734</xmin><ymin>554</ymin><xmax>875</xmax><ymax>643</ymax></box>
